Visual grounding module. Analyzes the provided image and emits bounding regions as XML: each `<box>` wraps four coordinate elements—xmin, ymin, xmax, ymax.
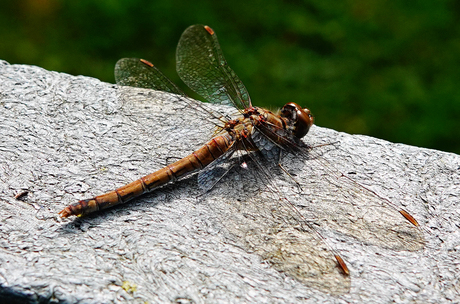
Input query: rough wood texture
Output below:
<box><xmin>0</xmin><ymin>60</ymin><xmax>458</xmax><ymax>303</ymax></box>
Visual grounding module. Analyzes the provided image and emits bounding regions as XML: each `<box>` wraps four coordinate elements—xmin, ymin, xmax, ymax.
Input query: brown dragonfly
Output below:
<box><xmin>59</xmin><ymin>25</ymin><xmax>421</xmax><ymax>285</ymax></box>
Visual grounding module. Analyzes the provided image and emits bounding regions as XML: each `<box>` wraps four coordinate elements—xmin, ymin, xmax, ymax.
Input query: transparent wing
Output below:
<box><xmin>251</xmin><ymin>129</ymin><xmax>283</xmax><ymax>164</ymax></box>
<box><xmin>197</xmin><ymin>148</ymin><xmax>236</xmax><ymax>193</ymax></box>
<box><xmin>203</xmin><ymin>151</ymin><xmax>352</xmax><ymax>294</ymax></box>
<box><xmin>115</xmin><ymin>57</ymin><xmax>230</xmax><ymax>125</ymax></box>
<box><xmin>176</xmin><ymin>24</ymin><xmax>251</xmax><ymax>110</ymax></box>
<box><xmin>115</xmin><ymin>58</ymin><xmax>185</xmax><ymax>95</ymax></box>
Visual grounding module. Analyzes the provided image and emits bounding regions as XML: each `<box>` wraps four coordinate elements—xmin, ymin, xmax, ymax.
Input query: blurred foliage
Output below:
<box><xmin>1</xmin><ymin>0</ymin><xmax>459</xmax><ymax>153</ymax></box>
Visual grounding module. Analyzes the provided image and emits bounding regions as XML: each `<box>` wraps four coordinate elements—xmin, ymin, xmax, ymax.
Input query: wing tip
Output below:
<box><xmin>204</xmin><ymin>25</ymin><xmax>214</xmax><ymax>35</ymax></box>
<box><xmin>400</xmin><ymin>209</ymin><xmax>419</xmax><ymax>226</ymax></box>
<box><xmin>335</xmin><ymin>254</ymin><xmax>350</xmax><ymax>276</ymax></box>
<box><xmin>140</xmin><ymin>58</ymin><xmax>154</xmax><ymax>68</ymax></box>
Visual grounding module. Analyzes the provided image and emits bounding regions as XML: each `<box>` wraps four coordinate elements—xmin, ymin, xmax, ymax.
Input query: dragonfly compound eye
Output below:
<box><xmin>281</xmin><ymin>102</ymin><xmax>314</xmax><ymax>139</ymax></box>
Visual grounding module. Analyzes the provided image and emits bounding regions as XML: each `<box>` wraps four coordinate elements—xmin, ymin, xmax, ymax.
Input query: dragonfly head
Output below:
<box><xmin>280</xmin><ymin>102</ymin><xmax>314</xmax><ymax>139</ymax></box>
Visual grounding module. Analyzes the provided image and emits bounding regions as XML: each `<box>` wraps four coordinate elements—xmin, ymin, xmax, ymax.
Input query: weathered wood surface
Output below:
<box><xmin>0</xmin><ymin>60</ymin><xmax>458</xmax><ymax>303</ymax></box>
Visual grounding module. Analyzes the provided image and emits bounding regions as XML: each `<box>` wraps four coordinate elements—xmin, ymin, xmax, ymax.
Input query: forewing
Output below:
<box><xmin>115</xmin><ymin>58</ymin><xmax>185</xmax><ymax>95</ymax></box>
<box><xmin>176</xmin><ymin>25</ymin><xmax>251</xmax><ymax>109</ymax></box>
<box><xmin>201</xmin><ymin>134</ymin><xmax>424</xmax><ymax>293</ymax></box>
<box><xmin>296</xmin><ymin>143</ymin><xmax>425</xmax><ymax>252</ymax></box>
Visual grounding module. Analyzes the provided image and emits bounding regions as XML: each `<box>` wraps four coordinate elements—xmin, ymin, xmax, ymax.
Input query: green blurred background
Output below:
<box><xmin>1</xmin><ymin>0</ymin><xmax>459</xmax><ymax>154</ymax></box>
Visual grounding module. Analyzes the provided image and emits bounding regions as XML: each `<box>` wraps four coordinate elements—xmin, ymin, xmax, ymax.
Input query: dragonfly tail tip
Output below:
<box><xmin>58</xmin><ymin>208</ymin><xmax>72</xmax><ymax>218</ymax></box>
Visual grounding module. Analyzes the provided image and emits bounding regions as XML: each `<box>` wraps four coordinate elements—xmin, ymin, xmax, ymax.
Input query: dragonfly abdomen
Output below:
<box><xmin>59</xmin><ymin>134</ymin><xmax>234</xmax><ymax>218</ymax></box>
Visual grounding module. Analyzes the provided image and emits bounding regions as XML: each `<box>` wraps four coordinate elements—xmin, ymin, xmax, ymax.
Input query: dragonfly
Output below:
<box><xmin>59</xmin><ymin>25</ymin><xmax>422</xmax><ymax>285</ymax></box>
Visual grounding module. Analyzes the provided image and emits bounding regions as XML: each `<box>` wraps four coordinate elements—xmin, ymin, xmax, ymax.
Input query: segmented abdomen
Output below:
<box><xmin>59</xmin><ymin>134</ymin><xmax>233</xmax><ymax>217</ymax></box>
